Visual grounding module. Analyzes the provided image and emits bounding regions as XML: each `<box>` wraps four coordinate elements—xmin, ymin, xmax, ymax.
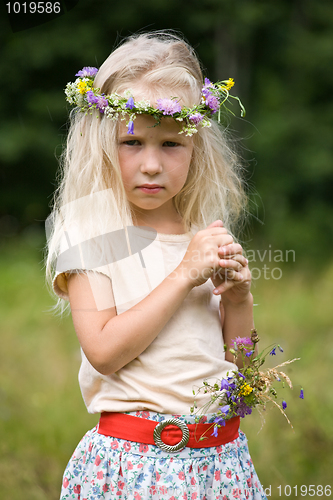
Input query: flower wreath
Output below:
<box><xmin>65</xmin><ymin>66</ymin><xmax>245</xmax><ymax>136</ymax></box>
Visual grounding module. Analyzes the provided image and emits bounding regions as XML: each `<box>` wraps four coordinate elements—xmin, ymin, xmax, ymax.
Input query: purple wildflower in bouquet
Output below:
<box><xmin>190</xmin><ymin>329</ymin><xmax>301</xmax><ymax>439</ymax></box>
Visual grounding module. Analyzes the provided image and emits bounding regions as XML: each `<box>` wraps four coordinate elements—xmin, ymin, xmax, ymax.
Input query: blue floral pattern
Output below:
<box><xmin>60</xmin><ymin>411</ymin><xmax>267</xmax><ymax>500</ymax></box>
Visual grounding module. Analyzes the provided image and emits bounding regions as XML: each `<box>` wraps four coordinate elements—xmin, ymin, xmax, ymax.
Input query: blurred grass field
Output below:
<box><xmin>0</xmin><ymin>237</ymin><xmax>332</xmax><ymax>500</ymax></box>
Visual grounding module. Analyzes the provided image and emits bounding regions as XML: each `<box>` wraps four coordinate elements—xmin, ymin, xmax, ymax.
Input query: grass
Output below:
<box><xmin>0</xmin><ymin>236</ymin><xmax>332</xmax><ymax>499</ymax></box>
<box><xmin>242</xmin><ymin>265</ymin><xmax>333</xmax><ymax>495</ymax></box>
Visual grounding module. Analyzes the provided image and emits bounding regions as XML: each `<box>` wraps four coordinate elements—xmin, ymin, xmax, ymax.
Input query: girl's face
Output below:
<box><xmin>118</xmin><ymin>114</ymin><xmax>193</xmax><ymax>228</ymax></box>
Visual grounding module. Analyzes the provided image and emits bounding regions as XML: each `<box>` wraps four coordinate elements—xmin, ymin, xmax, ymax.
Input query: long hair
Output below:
<box><xmin>45</xmin><ymin>32</ymin><xmax>247</xmax><ymax>309</ymax></box>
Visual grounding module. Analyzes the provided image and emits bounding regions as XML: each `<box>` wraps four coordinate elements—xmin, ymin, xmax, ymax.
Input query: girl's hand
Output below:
<box><xmin>176</xmin><ymin>220</ymin><xmax>242</xmax><ymax>288</ymax></box>
<box><xmin>212</xmin><ymin>243</ymin><xmax>252</xmax><ymax>304</ymax></box>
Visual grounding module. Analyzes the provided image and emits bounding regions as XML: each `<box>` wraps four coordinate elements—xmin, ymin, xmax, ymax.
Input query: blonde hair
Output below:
<box><xmin>45</xmin><ymin>31</ymin><xmax>247</xmax><ymax>306</ymax></box>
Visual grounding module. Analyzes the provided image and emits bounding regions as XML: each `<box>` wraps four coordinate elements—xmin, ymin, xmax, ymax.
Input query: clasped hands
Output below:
<box><xmin>207</xmin><ymin>220</ymin><xmax>251</xmax><ymax>303</ymax></box>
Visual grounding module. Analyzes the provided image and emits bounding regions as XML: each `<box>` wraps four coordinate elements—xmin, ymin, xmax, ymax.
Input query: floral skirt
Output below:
<box><xmin>60</xmin><ymin>411</ymin><xmax>267</xmax><ymax>500</ymax></box>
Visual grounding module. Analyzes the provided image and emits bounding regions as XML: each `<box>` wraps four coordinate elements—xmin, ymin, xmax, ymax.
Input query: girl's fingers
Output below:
<box><xmin>218</xmin><ymin>250</ymin><xmax>248</xmax><ymax>267</ymax></box>
<box><xmin>219</xmin><ymin>257</ymin><xmax>247</xmax><ymax>273</ymax></box>
<box><xmin>218</xmin><ymin>243</ymin><xmax>243</xmax><ymax>257</ymax></box>
<box><xmin>213</xmin><ymin>277</ymin><xmax>240</xmax><ymax>295</ymax></box>
<box><xmin>225</xmin><ymin>269</ymin><xmax>244</xmax><ymax>281</ymax></box>
<box><xmin>214</xmin><ymin>266</ymin><xmax>244</xmax><ymax>282</ymax></box>
<box><xmin>213</xmin><ymin>272</ymin><xmax>251</xmax><ymax>295</ymax></box>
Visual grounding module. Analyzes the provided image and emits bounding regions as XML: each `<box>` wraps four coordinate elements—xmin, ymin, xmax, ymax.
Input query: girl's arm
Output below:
<box><xmin>67</xmin><ymin>222</ymin><xmax>243</xmax><ymax>375</ymax></box>
<box><xmin>212</xmin><ymin>252</ymin><xmax>257</xmax><ymax>368</ymax></box>
<box><xmin>68</xmin><ymin>269</ymin><xmax>193</xmax><ymax>375</ymax></box>
<box><xmin>222</xmin><ymin>293</ymin><xmax>256</xmax><ymax>368</ymax></box>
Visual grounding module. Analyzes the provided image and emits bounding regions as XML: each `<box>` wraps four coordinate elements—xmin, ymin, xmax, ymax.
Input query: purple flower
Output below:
<box><xmin>234</xmin><ymin>337</ymin><xmax>253</xmax><ymax>353</ymax></box>
<box><xmin>238</xmin><ymin>372</ymin><xmax>246</xmax><ymax>380</ymax></box>
<box><xmin>278</xmin><ymin>345</ymin><xmax>284</xmax><ymax>352</ymax></box>
<box><xmin>220</xmin><ymin>379</ymin><xmax>230</xmax><ymax>391</ymax></box>
<box><xmin>236</xmin><ymin>399</ymin><xmax>252</xmax><ymax>418</ymax></box>
<box><xmin>220</xmin><ymin>405</ymin><xmax>230</xmax><ymax>416</ymax></box>
<box><xmin>214</xmin><ymin>415</ymin><xmax>227</xmax><ymax>428</ymax></box>
<box><xmin>245</xmin><ymin>350</ymin><xmax>254</xmax><ymax>357</ymax></box>
<box><xmin>212</xmin><ymin>406</ymin><xmax>230</xmax><ymax>435</ymax></box>
<box><xmin>282</xmin><ymin>401</ymin><xmax>287</xmax><ymax>410</ymax></box>
<box><xmin>75</xmin><ymin>67</ymin><xmax>98</xmax><ymax>78</ymax></box>
<box><xmin>202</xmin><ymin>79</ymin><xmax>219</xmax><ymax>112</ymax></box>
<box><xmin>86</xmin><ymin>91</ymin><xmax>108</xmax><ymax>113</ymax></box>
<box><xmin>211</xmin><ymin>425</ymin><xmax>219</xmax><ymax>437</ymax></box>
<box><xmin>202</xmin><ymin>78</ymin><xmax>218</xmax><ymax>111</ymax></box>
<box><xmin>189</xmin><ymin>113</ymin><xmax>204</xmax><ymax>124</ymax></box>
<box><xmin>235</xmin><ymin>336</ymin><xmax>252</xmax><ymax>347</ymax></box>
<box><xmin>270</xmin><ymin>347</ymin><xmax>276</xmax><ymax>356</ymax></box>
<box><xmin>96</xmin><ymin>96</ymin><xmax>108</xmax><ymax>112</ymax></box>
<box><xmin>86</xmin><ymin>90</ymin><xmax>97</xmax><ymax>105</ymax></box>
<box><xmin>99</xmin><ymin>95</ymin><xmax>108</xmax><ymax>110</ymax></box>
<box><xmin>299</xmin><ymin>388</ymin><xmax>304</xmax><ymax>399</ymax></box>
<box><xmin>227</xmin><ymin>378</ymin><xmax>237</xmax><ymax>390</ymax></box>
<box><xmin>213</xmin><ymin>417</ymin><xmax>225</xmax><ymax>427</ymax></box>
<box><xmin>156</xmin><ymin>98</ymin><xmax>182</xmax><ymax>115</ymax></box>
<box><xmin>206</xmin><ymin>94</ymin><xmax>220</xmax><ymax>113</ymax></box>
<box><xmin>125</xmin><ymin>97</ymin><xmax>135</xmax><ymax>110</ymax></box>
<box><xmin>202</xmin><ymin>78</ymin><xmax>213</xmax><ymax>95</ymax></box>
<box><xmin>127</xmin><ymin>120</ymin><xmax>134</xmax><ymax>135</ymax></box>
<box><xmin>224</xmin><ymin>379</ymin><xmax>237</xmax><ymax>397</ymax></box>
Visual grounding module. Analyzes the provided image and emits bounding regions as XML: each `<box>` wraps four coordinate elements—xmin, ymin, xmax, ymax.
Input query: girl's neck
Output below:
<box><xmin>132</xmin><ymin>208</ymin><xmax>186</xmax><ymax>235</ymax></box>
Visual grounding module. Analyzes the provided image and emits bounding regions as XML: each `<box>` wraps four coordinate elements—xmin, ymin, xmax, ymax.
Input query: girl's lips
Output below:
<box><xmin>138</xmin><ymin>185</ymin><xmax>163</xmax><ymax>194</ymax></box>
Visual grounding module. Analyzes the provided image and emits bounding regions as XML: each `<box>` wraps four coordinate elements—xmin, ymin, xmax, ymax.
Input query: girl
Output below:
<box><xmin>46</xmin><ymin>32</ymin><xmax>267</xmax><ymax>500</ymax></box>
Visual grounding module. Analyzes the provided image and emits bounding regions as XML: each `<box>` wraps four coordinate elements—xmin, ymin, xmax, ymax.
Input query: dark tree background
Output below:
<box><xmin>1</xmin><ymin>0</ymin><xmax>332</xmax><ymax>261</ymax></box>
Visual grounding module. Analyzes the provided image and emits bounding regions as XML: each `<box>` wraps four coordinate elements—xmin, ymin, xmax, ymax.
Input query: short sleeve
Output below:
<box><xmin>51</xmin><ymin>221</ymin><xmax>114</xmax><ymax>302</ymax></box>
<box><xmin>53</xmin><ymin>271</ymin><xmax>71</xmax><ymax>300</ymax></box>
<box><xmin>53</xmin><ymin>270</ymin><xmax>92</xmax><ymax>301</ymax></box>
<box><xmin>51</xmin><ymin>223</ymin><xmax>172</xmax><ymax>313</ymax></box>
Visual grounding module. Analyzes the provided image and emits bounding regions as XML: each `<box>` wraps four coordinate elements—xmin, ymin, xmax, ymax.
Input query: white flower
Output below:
<box><xmin>76</xmin><ymin>94</ymin><xmax>85</xmax><ymax>106</ymax></box>
<box><xmin>136</xmin><ymin>100</ymin><xmax>151</xmax><ymax>111</ymax></box>
<box><xmin>201</xmin><ymin>118</ymin><xmax>212</xmax><ymax>128</ymax></box>
<box><xmin>65</xmin><ymin>82</ymin><xmax>79</xmax><ymax>104</ymax></box>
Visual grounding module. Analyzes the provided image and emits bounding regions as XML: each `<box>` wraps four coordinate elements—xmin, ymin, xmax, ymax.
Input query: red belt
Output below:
<box><xmin>98</xmin><ymin>412</ymin><xmax>240</xmax><ymax>452</ymax></box>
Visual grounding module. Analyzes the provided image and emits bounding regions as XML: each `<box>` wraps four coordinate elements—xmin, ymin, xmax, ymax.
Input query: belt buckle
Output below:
<box><xmin>153</xmin><ymin>417</ymin><xmax>190</xmax><ymax>453</ymax></box>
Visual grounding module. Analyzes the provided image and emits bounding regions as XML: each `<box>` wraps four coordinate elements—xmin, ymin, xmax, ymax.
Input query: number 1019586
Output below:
<box><xmin>6</xmin><ymin>2</ymin><xmax>61</xmax><ymax>14</ymax></box>
<box><xmin>275</xmin><ymin>485</ymin><xmax>331</xmax><ymax>497</ymax></box>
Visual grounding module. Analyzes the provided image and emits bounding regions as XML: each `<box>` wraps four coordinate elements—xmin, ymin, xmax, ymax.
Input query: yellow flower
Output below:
<box><xmin>77</xmin><ymin>81</ymin><xmax>89</xmax><ymax>94</ymax></box>
<box><xmin>239</xmin><ymin>383</ymin><xmax>253</xmax><ymax>397</ymax></box>
<box><xmin>220</xmin><ymin>78</ymin><xmax>235</xmax><ymax>92</ymax></box>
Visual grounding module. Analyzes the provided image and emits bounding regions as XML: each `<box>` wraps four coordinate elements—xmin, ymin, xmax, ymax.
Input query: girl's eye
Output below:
<box><xmin>163</xmin><ymin>141</ymin><xmax>179</xmax><ymax>147</ymax></box>
<box><xmin>123</xmin><ymin>140</ymin><xmax>140</xmax><ymax>146</ymax></box>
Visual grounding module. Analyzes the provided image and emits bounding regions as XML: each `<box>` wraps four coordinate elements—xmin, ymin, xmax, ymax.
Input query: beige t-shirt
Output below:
<box><xmin>53</xmin><ymin>227</ymin><xmax>238</xmax><ymax>414</ymax></box>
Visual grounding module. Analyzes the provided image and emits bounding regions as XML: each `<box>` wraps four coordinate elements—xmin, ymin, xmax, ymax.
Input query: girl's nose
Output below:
<box><xmin>140</xmin><ymin>147</ymin><xmax>163</xmax><ymax>175</ymax></box>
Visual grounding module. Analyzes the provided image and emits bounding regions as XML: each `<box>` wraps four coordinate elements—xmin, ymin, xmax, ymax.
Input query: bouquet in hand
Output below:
<box><xmin>191</xmin><ymin>330</ymin><xmax>302</xmax><ymax>439</ymax></box>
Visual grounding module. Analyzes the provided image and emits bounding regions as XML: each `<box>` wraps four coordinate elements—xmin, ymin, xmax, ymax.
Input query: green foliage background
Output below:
<box><xmin>1</xmin><ymin>0</ymin><xmax>333</xmax><ymax>258</ymax></box>
<box><xmin>0</xmin><ymin>0</ymin><xmax>332</xmax><ymax>498</ymax></box>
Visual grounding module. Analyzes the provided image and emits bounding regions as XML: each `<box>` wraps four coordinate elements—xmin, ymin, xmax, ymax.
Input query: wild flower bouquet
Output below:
<box><xmin>191</xmin><ymin>330</ymin><xmax>302</xmax><ymax>438</ymax></box>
